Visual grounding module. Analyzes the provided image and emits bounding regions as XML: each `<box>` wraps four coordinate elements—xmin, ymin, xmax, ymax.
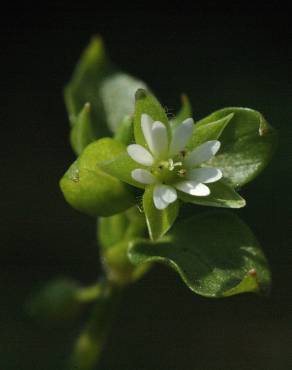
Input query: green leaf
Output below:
<box><xmin>60</xmin><ymin>138</ymin><xmax>136</xmax><ymax>217</ymax></box>
<box><xmin>170</xmin><ymin>94</ymin><xmax>193</xmax><ymax>130</ymax></box>
<box><xmin>27</xmin><ymin>278</ymin><xmax>82</xmax><ymax>322</ymax></box>
<box><xmin>129</xmin><ymin>211</ymin><xmax>271</xmax><ymax>297</ymax></box>
<box><xmin>178</xmin><ymin>180</ymin><xmax>246</xmax><ymax>209</ymax></box>
<box><xmin>134</xmin><ymin>89</ymin><xmax>170</xmax><ymax>147</ymax></box>
<box><xmin>196</xmin><ymin>107</ymin><xmax>277</xmax><ymax>187</ymax></box>
<box><xmin>99</xmin><ymin>150</ymin><xmax>146</xmax><ymax>189</ymax></box>
<box><xmin>189</xmin><ymin>113</ymin><xmax>234</xmax><ymax>149</ymax></box>
<box><xmin>143</xmin><ymin>185</ymin><xmax>179</xmax><ymax>240</ymax></box>
<box><xmin>70</xmin><ymin>102</ymin><xmax>95</xmax><ymax>155</ymax></box>
<box><xmin>65</xmin><ymin>36</ymin><xmax>148</xmax><ymax>146</ymax></box>
<box><xmin>114</xmin><ymin>115</ymin><xmax>134</xmax><ymax>145</ymax></box>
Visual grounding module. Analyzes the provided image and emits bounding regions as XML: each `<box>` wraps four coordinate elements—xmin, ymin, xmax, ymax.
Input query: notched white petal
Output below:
<box><xmin>188</xmin><ymin>167</ymin><xmax>222</xmax><ymax>183</ymax></box>
<box><xmin>151</xmin><ymin>121</ymin><xmax>168</xmax><ymax>157</ymax></box>
<box><xmin>153</xmin><ymin>185</ymin><xmax>169</xmax><ymax>210</ymax></box>
<box><xmin>159</xmin><ymin>184</ymin><xmax>177</xmax><ymax>203</ymax></box>
<box><xmin>127</xmin><ymin>144</ymin><xmax>154</xmax><ymax>166</ymax></box>
<box><xmin>185</xmin><ymin>140</ymin><xmax>221</xmax><ymax>167</ymax></box>
<box><xmin>175</xmin><ymin>181</ymin><xmax>210</xmax><ymax>196</ymax></box>
<box><xmin>169</xmin><ymin>117</ymin><xmax>194</xmax><ymax>156</ymax></box>
<box><xmin>141</xmin><ymin>113</ymin><xmax>155</xmax><ymax>152</ymax></box>
<box><xmin>131</xmin><ymin>169</ymin><xmax>156</xmax><ymax>184</ymax></box>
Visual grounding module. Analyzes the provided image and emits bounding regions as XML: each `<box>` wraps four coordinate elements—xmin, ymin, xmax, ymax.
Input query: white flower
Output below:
<box><xmin>127</xmin><ymin>114</ymin><xmax>222</xmax><ymax>210</ymax></box>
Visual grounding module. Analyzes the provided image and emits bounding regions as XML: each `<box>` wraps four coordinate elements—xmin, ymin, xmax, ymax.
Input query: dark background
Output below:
<box><xmin>1</xmin><ymin>6</ymin><xmax>292</xmax><ymax>370</ymax></box>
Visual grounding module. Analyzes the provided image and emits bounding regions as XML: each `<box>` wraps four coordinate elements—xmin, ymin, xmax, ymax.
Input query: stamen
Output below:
<box><xmin>178</xmin><ymin>169</ymin><xmax>187</xmax><ymax>177</ymax></box>
<box><xmin>168</xmin><ymin>159</ymin><xmax>175</xmax><ymax>170</ymax></box>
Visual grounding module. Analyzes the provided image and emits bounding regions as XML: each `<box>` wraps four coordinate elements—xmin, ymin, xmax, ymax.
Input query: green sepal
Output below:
<box><xmin>143</xmin><ymin>185</ymin><xmax>179</xmax><ymax>240</ymax></box>
<box><xmin>60</xmin><ymin>138</ymin><xmax>136</xmax><ymax>217</ymax></box>
<box><xmin>64</xmin><ymin>36</ymin><xmax>110</xmax><ymax>136</ymax></box>
<box><xmin>170</xmin><ymin>94</ymin><xmax>192</xmax><ymax>130</ymax></box>
<box><xmin>99</xmin><ymin>149</ymin><xmax>145</xmax><ymax>189</ymax></box>
<box><xmin>65</xmin><ymin>36</ymin><xmax>148</xmax><ymax>145</ymax></box>
<box><xmin>129</xmin><ymin>211</ymin><xmax>271</xmax><ymax>298</ymax></box>
<box><xmin>178</xmin><ymin>179</ymin><xmax>246</xmax><ymax>209</ymax></box>
<box><xmin>114</xmin><ymin>115</ymin><xmax>134</xmax><ymax>145</ymax></box>
<box><xmin>70</xmin><ymin>102</ymin><xmax>96</xmax><ymax>155</ymax></box>
<box><xmin>189</xmin><ymin>113</ymin><xmax>233</xmax><ymax>149</ymax></box>
<box><xmin>134</xmin><ymin>89</ymin><xmax>170</xmax><ymax>148</ymax></box>
<box><xmin>196</xmin><ymin>107</ymin><xmax>277</xmax><ymax>187</ymax></box>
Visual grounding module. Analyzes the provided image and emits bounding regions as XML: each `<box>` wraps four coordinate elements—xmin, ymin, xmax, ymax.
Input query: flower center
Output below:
<box><xmin>152</xmin><ymin>156</ymin><xmax>187</xmax><ymax>184</ymax></box>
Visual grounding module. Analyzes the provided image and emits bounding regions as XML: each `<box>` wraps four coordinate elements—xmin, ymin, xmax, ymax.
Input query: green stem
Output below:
<box><xmin>69</xmin><ymin>281</ymin><xmax>122</xmax><ymax>370</ymax></box>
<box><xmin>75</xmin><ymin>282</ymin><xmax>107</xmax><ymax>303</ymax></box>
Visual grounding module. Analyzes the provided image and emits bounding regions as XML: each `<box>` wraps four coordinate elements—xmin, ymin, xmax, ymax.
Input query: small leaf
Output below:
<box><xmin>70</xmin><ymin>102</ymin><xmax>96</xmax><ymax>155</ymax></box>
<box><xmin>189</xmin><ymin>113</ymin><xmax>233</xmax><ymax>149</ymax></box>
<box><xmin>114</xmin><ymin>115</ymin><xmax>134</xmax><ymax>145</ymax></box>
<box><xmin>170</xmin><ymin>94</ymin><xmax>193</xmax><ymax>130</ymax></box>
<box><xmin>143</xmin><ymin>185</ymin><xmax>179</xmax><ymax>240</ymax></box>
<box><xmin>64</xmin><ymin>37</ymin><xmax>110</xmax><ymax>136</ymax></box>
<box><xmin>60</xmin><ymin>138</ymin><xmax>136</xmax><ymax>217</ymax></box>
<box><xmin>178</xmin><ymin>179</ymin><xmax>246</xmax><ymax>209</ymax></box>
<box><xmin>65</xmin><ymin>36</ymin><xmax>148</xmax><ymax>147</ymax></box>
<box><xmin>129</xmin><ymin>211</ymin><xmax>271</xmax><ymax>297</ymax></box>
<box><xmin>196</xmin><ymin>107</ymin><xmax>277</xmax><ymax>187</ymax></box>
<box><xmin>134</xmin><ymin>89</ymin><xmax>170</xmax><ymax>148</ymax></box>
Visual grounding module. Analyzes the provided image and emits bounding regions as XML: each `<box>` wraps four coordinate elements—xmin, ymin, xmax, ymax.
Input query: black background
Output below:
<box><xmin>1</xmin><ymin>6</ymin><xmax>292</xmax><ymax>370</ymax></box>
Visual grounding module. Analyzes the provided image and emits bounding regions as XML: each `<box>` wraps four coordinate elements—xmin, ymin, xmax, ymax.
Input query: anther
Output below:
<box><xmin>178</xmin><ymin>169</ymin><xmax>187</xmax><ymax>177</ymax></box>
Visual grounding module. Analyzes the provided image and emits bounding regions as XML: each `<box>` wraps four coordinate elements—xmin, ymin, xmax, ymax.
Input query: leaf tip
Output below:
<box><xmin>135</xmin><ymin>88</ymin><xmax>147</xmax><ymax>101</ymax></box>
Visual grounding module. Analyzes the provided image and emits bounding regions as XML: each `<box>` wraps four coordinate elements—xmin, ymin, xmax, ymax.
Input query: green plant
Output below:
<box><xmin>29</xmin><ymin>36</ymin><xmax>277</xmax><ymax>369</ymax></box>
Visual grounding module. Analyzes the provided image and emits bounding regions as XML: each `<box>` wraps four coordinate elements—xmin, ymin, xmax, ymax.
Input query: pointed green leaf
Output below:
<box><xmin>143</xmin><ymin>185</ymin><xmax>179</xmax><ymax>240</ymax></box>
<box><xmin>178</xmin><ymin>180</ymin><xmax>246</xmax><ymax>209</ymax></box>
<box><xmin>114</xmin><ymin>115</ymin><xmax>134</xmax><ymax>145</ymax></box>
<box><xmin>196</xmin><ymin>107</ymin><xmax>277</xmax><ymax>187</ymax></box>
<box><xmin>60</xmin><ymin>138</ymin><xmax>136</xmax><ymax>217</ymax></box>
<box><xmin>129</xmin><ymin>211</ymin><xmax>271</xmax><ymax>297</ymax></box>
<box><xmin>65</xmin><ymin>36</ymin><xmax>148</xmax><ymax>146</ymax></box>
<box><xmin>170</xmin><ymin>94</ymin><xmax>193</xmax><ymax>130</ymax></box>
<box><xmin>70</xmin><ymin>102</ymin><xmax>96</xmax><ymax>155</ymax></box>
<box><xmin>134</xmin><ymin>89</ymin><xmax>170</xmax><ymax>147</ymax></box>
<box><xmin>188</xmin><ymin>113</ymin><xmax>233</xmax><ymax>149</ymax></box>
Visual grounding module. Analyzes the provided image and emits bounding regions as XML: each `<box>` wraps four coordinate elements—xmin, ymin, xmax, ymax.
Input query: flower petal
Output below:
<box><xmin>150</xmin><ymin>121</ymin><xmax>168</xmax><ymax>157</ymax></box>
<box><xmin>153</xmin><ymin>184</ymin><xmax>169</xmax><ymax>210</ymax></box>
<box><xmin>175</xmin><ymin>181</ymin><xmax>210</xmax><ymax>196</ymax></box>
<box><xmin>131</xmin><ymin>169</ymin><xmax>156</xmax><ymax>184</ymax></box>
<box><xmin>188</xmin><ymin>167</ymin><xmax>222</xmax><ymax>183</ymax></box>
<box><xmin>158</xmin><ymin>184</ymin><xmax>177</xmax><ymax>203</ymax></box>
<box><xmin>141</xmin><ymin>113</ymin><xmax>155</xmax><ymax>151</ymax></box>
<box><xmin>127</xmin><ymin>144</ymin><xmax>154</xmax><ymax>166</ymax></box>
<box><xmin>185</xmin><ymin>140</ymin><xmax>221</xmax><ymax>167</ymax></box>
<box><xmin>169</xmin><ymin>118</ymin><xmax>194</xmax><ymax>156</ymax></box>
